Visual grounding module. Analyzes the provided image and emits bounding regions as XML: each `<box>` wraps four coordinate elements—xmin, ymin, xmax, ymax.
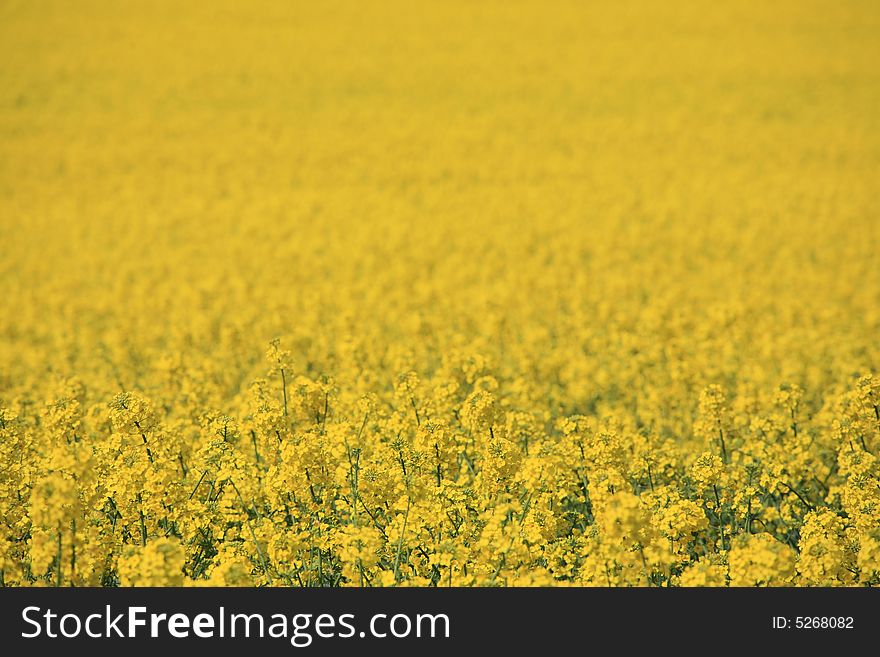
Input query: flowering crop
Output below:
<box><xmin>1</xmin><ymin>1</ymin><xmax>878</xmax><ymax>587</ymax></box>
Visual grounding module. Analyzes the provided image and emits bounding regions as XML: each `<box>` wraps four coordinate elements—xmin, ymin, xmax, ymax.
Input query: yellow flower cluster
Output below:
<box><xmin>1</xmin><ymin>1</ymin><xmax>878</xmax><ymax>587</ymax></box>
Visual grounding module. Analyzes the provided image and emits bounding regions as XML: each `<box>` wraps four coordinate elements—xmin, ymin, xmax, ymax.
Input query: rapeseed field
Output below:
<box><xmin>1</xmin><ymin>1</ymin><xmax>878</xmax><ymax>586</ymax></box>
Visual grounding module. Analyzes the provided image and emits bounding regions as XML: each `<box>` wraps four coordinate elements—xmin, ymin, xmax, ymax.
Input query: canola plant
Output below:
<box><xmin>1</xmin><ymin>1</ymin><xmax>878</xmax><ymax>586</ymax></box>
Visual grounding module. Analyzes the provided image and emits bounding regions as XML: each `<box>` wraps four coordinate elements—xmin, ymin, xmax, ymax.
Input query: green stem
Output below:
<box><xmin>393</xmin><ymin>496</ymin><xmax>412</xmax><ymax>582</ymax></box>
<box><xmin>229</xmin><ymin>478</ymin><xmax>273</xmax><ymax>585</ymax></box>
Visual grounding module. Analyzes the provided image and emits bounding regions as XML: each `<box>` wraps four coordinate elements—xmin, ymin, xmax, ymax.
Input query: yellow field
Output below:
<box><xmin>1</xmin><ymin>0</ymin><xmax>878</xmax><ymax>586</ymax></box>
